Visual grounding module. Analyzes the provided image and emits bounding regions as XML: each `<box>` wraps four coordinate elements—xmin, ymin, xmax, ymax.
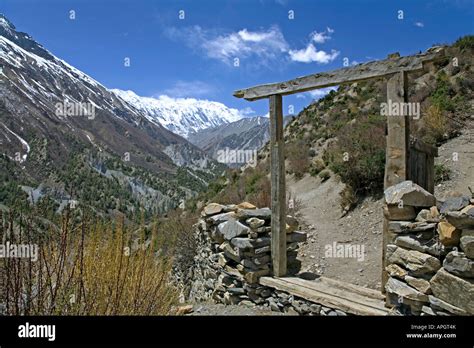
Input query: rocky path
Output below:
<box><xmin>287</xmin><ymin>175</ymin><xmax>383</xmax><ymax>290</ymax></box>
<box><xmin>287</xmin><ymin>121</ymin><xmax>474</xmax><ymax>291</ymax></box>
<box><xmin>435</xmin><ymin>120</ymin><xmax>474</xmax><ymax>198</ymax></box>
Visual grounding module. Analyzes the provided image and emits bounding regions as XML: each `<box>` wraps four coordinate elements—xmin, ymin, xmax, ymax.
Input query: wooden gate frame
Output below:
<box><xmin>234</xmin><ymin>47</ymin><xmax>445</xmax><ymax>278</ymax></box>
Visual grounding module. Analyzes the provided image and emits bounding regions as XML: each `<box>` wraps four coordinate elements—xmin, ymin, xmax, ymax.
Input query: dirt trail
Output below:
<box><xmin>435</xmin><ymin>120</ymin><xmax>474</xmax><ymax>198</ymax></box>
<box><xmin>287</xmin><ymin>121</ymin><xmax>474</xmax><ymax>291</ymax></box>
<box><xmin>287</xmin><ymin>174</ymin><xmax>383</xmax><ymax>290</ymax></box>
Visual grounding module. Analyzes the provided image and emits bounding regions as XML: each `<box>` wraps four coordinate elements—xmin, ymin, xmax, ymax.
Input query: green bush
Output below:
<box><xmin>431</xmin><ymin>71</ymin><xmax>456</xmax><ymax>112</ymax></box>
<box><xmin>310</xmin><ymin>159</ymin><xmax>326</xmax><ymax>177</ymax></box>
<box><xmin>454</xmin><ymin>35</ymin><xmax>474</xmax><ymax>51</ymax></box>
<box><xmin>324</xmin><ymin>115</ymin><xmax>386</xmax><ymax>195</ymax></box>
<box><xmin>286</xmin><ymin>140</ymin><xmax>311</xmax><ymax>180</ymax></box>
<box><xmin>318</xmin><ymin>170</ymin><xmax>331</xmax><ymax>182</ymax></box>
<box><xmin>435</xmin><ymin>163</ymin><xmax>451</xmax><ymax>184</ymax></box>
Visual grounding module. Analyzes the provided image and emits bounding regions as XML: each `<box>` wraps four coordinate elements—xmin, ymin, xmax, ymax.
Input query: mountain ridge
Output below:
<box><xmin>111</xmin><ymin>88</ymin><xmax>243</xmax><ymax>139</ymax></box>
<box><xmin>0</xmin><ymin>14</ymin><xmax>226</xmax><ymax>215</ymax></box>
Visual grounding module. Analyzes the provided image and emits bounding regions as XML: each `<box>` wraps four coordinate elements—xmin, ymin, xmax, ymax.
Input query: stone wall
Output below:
<box><xmin>186</xmin><ymin>202</ymin><xmax>306</xmax><ymax>306</ymax></box>
<box><xmin>185</xmin><ymin>202</ymin><xmax>350</xmax><ymax>315</ymax></box>
<box><xmin>384</xmin><ymin>181</ymin><xmax>474</xmax><ymax>315</ymax></box>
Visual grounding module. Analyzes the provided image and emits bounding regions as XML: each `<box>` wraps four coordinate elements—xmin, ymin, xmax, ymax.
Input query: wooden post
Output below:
<box><xmin>384</xmin><ymin>71</ymin><xmax>409</xmax><ymax>188</ymax></box>
<box><xmin>382</xmin><ymin>71</ymin><xmax>409</xmax><ymax>292</ymax></box>
<box><xmin>269</xmin><ymin>94</ymin><xmax>287</xmax><ymax>277</ymax></box>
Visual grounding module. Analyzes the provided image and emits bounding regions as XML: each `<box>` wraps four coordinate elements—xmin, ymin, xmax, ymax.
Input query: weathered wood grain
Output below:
<box><xmin>269</xmin><ymin>94</ymin><xmax>287</xmax><ymax>277</ymax></box>
<box><xmin>259</xmin><ymin>276</ymin><xmax>389</xmax><ymax>315</ymax></box>
<box><xmin>234</xmin><ymin>47</ymin><xmax>444</xmax><ymax>101</ymax></box>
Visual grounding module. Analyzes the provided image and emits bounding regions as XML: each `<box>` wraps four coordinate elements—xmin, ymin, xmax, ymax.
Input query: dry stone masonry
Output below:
<box><xmin>183</xmin><ymin>183</ymin><xmax>473</xmax><ymax>316</ymax></box>
<box><xmin>187</xmin><ymin>202</ymin><xmax>306</xmax><ymax>307</ymax></box>
<box><xmin>186</xmin><ymin>202</ymin><xmax>350</xmax><ymax>315</ymax></box>
<box><xmin>384</xmin><ymin>181</ymin><xmax>474</xmax><ymax>315</ymax></box>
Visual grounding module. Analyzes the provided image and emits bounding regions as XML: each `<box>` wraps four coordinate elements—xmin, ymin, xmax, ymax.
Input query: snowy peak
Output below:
<box><xmin>0</xmin><ymin>14</ymin><xmax>15</xmax><ymax>30</ymax></box>
<box><xmin>111</xmin><ymin>89</ymin><xmax>243</xmax><ymax>139</ymax></box>
<box><xmin>0</xmin><ymin>14</ymin><xmax>53</xmax><ymax>61</ymax></box>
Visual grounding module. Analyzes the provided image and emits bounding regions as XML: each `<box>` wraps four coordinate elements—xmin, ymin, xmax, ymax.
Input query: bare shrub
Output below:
<box><xmin>286</xmin><ymin>141</ymin><xmax>310</xmax><ymax>180</ymax></box>
<box><xmin>0</xmin><ymin>210</ymin><xmax>178</xmax><ymax>315</ymax></box>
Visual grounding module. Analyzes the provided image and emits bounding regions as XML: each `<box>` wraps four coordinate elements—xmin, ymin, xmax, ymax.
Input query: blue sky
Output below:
<box><xmin>1</xmin><ymin>0</ymin><xmax>473</xmax><ymax>116</ymax></box>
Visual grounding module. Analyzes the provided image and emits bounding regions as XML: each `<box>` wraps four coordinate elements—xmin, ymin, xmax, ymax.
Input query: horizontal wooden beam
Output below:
<box><xmin>234</xmin><ymin>46</ymin><xmax>445</xmax><ymax>101</ymax></box>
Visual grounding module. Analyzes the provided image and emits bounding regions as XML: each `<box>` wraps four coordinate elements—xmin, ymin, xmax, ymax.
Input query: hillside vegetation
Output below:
<box><xmin>191</xmin><ymin>37</ymin><xmax>474</xmax><ymax>212</ymax></box>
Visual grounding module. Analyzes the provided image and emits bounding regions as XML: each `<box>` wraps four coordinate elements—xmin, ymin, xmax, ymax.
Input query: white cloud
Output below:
<box><xmin>239</xmin><ymin>106</ymin><xmax>256</xmax><ymax>117</ymax></box>
<box><xmin>166</xmin><ymin>25</ymin><xmax>288</xmax><ymax>66</ymax></box>
<box><xmin>311</xmin><ymin>31</ymin><xmax>328</xmax><ymax>43</ymax></box>
<box><xmin>289</xmin><ymin>27</ymin><xmax>338</xmax><ymax>63</ymax></box>
<box><xmin>289</xmin><ymin>44</ymin><xmax>339</xmax><ymax>63</ymax></box>
<box><xmin>310</xmin><ymin>27</ymin><xmax>334</xmax><ymax>43</ymax></box>
<box><xmin>166</xmin><ymin>25</ymin><xmax>339</xmax><ymax>66</ymax></box>
<box><xmin>158</xmin><ymin>80</ymin><xmax>215</xmax><ymax>98</ymax></box>
<box><xmin>296</xmin><ymin>86</ymin><xmax>337</xmax><ymax>100</ymax></box>
<box><xmin>414</xmin><ymin>22</ymin><xmax>424</xmax><ymax>28</ymax></box>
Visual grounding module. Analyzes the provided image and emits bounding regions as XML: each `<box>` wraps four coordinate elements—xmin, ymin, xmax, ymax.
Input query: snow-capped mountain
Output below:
<box><xmin>188</xmin><ymin>115</ymin><xmax>292</xmax><ymax>167</ymax></box>
<box><xmin>0</xmin><ymin>14</ymin><xmax>225</xmax><ymax>214</ymax></box>
<box><xmin>111</xmin><ymin>89</ymin><xmax>242</xmax><ymax>139</ymax></box>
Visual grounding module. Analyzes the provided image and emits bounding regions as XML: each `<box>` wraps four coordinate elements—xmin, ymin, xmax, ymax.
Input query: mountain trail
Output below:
<box><xmin>287</xmin><ymin>121</ymin><xmax>474</xmax><ymax>291</ymax></box>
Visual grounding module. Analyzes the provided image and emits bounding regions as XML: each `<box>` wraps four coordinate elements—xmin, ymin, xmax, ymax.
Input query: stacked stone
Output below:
<box><xmin>264</xmin><ymin>290</ymin><xmax>348</xmax><ymax>316</ymax></box>
<box><xmin>384</xmin><ymin>181</ymin><xmax>474</xmax><ymax>316</ymax></box>
<box><xmin>195</xmin><ymin>202</ymin><xmax>306</xmax><ymax>306</ymax></box>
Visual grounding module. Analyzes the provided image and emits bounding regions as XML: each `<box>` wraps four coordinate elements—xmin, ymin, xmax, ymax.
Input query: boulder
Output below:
<box><xmin>286</xmin><ymin>215</ymin><xmax>299</xmax><ymax>233</ymax></box>
<box><xmin>254</xmin><ymin>245</ymin><xmax>271</xmax><ymax>255</ymax></box>
<box><xmin>231</xmin><ymin>237</ymin><xmax>271</xmax><ymax>251</ymax></box>
<box><xmin>221</xmin><ymin>242</ymin><xmax>241</xmax><ymax>263</ymax></box>
<box><xmin>207</xmin><ymin>212</ymin><xmax>237</xmax><ymax>225</ymax></box>
<box><xmin>286</xmin><ymin>231</ymin><xmax>307</xmax><ymax>243</ymax></box>
<box><xmin>223</xmin><ymin>292</ymin><xmax>241</xmax><ymax>305</ymax></box>
<box><xmin>430</xmin><ymin>268</ymin><xmax>474</xmax><ymax>314</ymax></box>
<box><xmin>384</xmin><ymin>181</ymin><xmax>436</xmax><ymax>207</ymax></box>
<box><xmin>246</xmin><ymin>217</ymin><xmax>265</xmax><ymax>229</ymax></box>
<box><xmin>428</xmin><ymin>295</ymin><xmax>467</xmax><ymax>316</ymax></box>
<box><xmin>237</xmin><ymin>208</ymin><xmax>272</xmax><ymax>220</ymax></box>
<box><xmin>244</xmin><ymin>269</ymin><xmax>270</xmax><ymax>284</ymax></box>
<box><xmin>439</xmin><ymin>196</ymin><xmax>470</xmax><ymax>214</ymax></box>
<box><xmin>437</xmin><ymin>221</ymin><xmax>461</xmax><ymax>246</ymax></box>
<box><xmin>224</xmin><ymin>265</ymin><xmax>244</xmax><ymax>280</ymax></box>
<box><xmin>237</xmin><ymin>202</ymin><xmax>257</xmax><ymax>210</ymax></box>
<box><xmin>203</xmin><ymin>203</ymin><xmax>224</xmax><ymax>216</ymax></box>
<box><xmin>386</xmin><ymin>245</ymin><xmax>441</xmax><ymax>277</ymax></box>
<box><xmin>443</xmin><ymin>251</ymin><xmax>474</xmax><ymax>278</ymax></box>
<box><xmin>385</xmin><ymin>277</ymin><xmax>429</xmax><ymax>302</ymax></box>
<box><xmin>395</xmin><ymin>235</ymin><xmax>445</xmax><ymax>256</ymax></box>
<box><xmin>384</xmin><ymin>204</ymin><xmax>416</xmax><ymax>221</ymax></box>
<box><xmin>415</xmin><ymin>207</ymin><xmax>440</xmax><ymax>222</ymax></box>
<box><xmin>460</xmin><ymin>235</ymin><xmax>474</xmax><ymax>259</ymax></box>
<box><xmin>388</xmin><ymin>221</ymin><xmax>437</xmax><ymax>233</ymax></box>
<box><xmin>256</xmin><ymin>226</ymin><xmax>272</xmax><ymax>233</ymax></box>
<box><xmin>252</xmin><ymin>254</ymin><xmax>271</xmax><ymax>266</ymax></box>
<box><xmin>421</xmin><ymin>306</ymin><xmax>436</xmax><ymax>316</ymax></box>
<box><xmin>446</xmin><ymin>205</ymin><xmax>474</xmax><ymax>229</ymax></box>
<box><xmin>386</xmin><ymin>264</ymin><xmax>408</xmax><ymax>279</ymax></box>
<box><xmin>217</xmin><ymin>220</ymin><xmax>250</xmax><ymax>241</ymax></box>
<box><xmin>176</xmin><ymin>305</ymin><xmax>194</xmax><ymax>315</ymax></box>
<box><xmin>222</xmin><ymin>204</ymin><xmax>238</xmax><ymax>212</ymax></box>
<box><xmin>405</xmin><ymin>276</ymin><xmax>431</xmax><ymax>294</ymax></box>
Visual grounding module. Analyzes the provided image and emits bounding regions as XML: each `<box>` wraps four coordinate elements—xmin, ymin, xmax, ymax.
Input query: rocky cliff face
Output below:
<box><xmin>0</xmin><ymin>14</ymin><xmax>224</xmax><ymax>215</ymax></box>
